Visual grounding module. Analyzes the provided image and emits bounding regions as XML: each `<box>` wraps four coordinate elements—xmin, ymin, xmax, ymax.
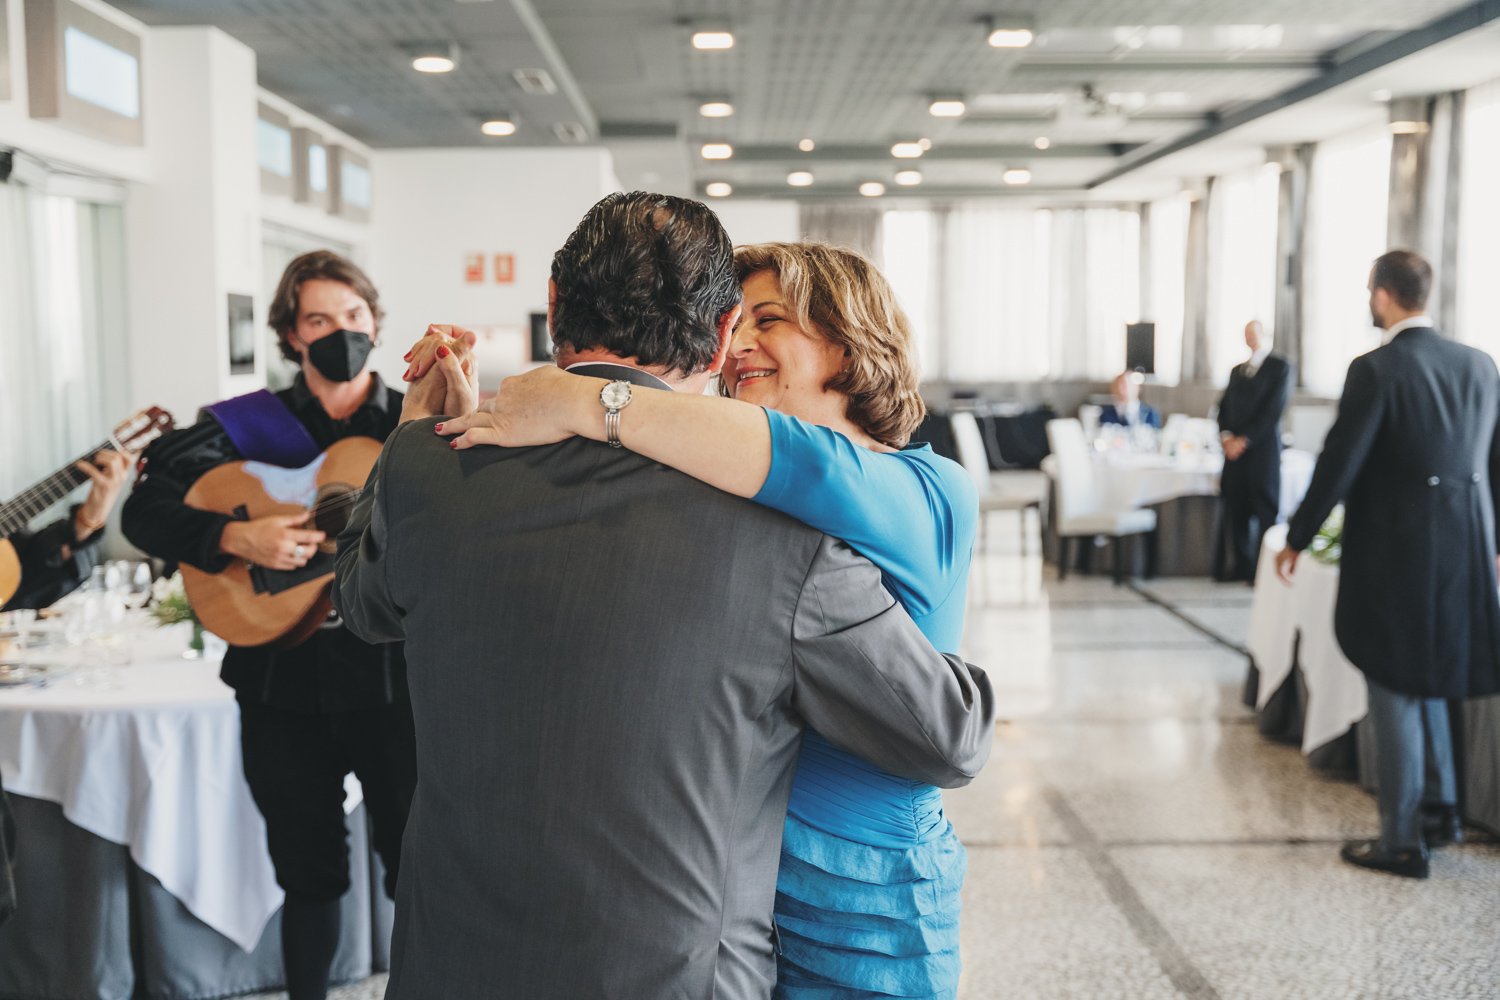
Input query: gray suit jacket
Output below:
<box><xmin>334</xmin><ymin>416</ymin><xmax>994</xmax><ymax>1000</ymax></box>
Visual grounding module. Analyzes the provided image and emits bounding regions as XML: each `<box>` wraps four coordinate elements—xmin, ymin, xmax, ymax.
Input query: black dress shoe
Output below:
<box><xmin>1340</xmin><ymin>840</ymin><xmax>1429</xmax><ymax>879</ymax></box>
<box><xmin>1422</xmin><ymin>805</ymin><xmax>1463</xmax><ymax>846</ymax></box>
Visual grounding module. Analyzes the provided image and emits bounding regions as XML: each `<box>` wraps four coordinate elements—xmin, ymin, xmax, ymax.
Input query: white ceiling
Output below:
<box><xmin>109</xmin><ymin>0</ymin><xmax>1500</xmax><ymax>202</ymax></box>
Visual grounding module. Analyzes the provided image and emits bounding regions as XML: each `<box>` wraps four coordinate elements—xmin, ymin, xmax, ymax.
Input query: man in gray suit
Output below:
<box><xmin>334</xmin><ymin>192</ymin><xmax>994</xmax><ymax>999</ymax></box>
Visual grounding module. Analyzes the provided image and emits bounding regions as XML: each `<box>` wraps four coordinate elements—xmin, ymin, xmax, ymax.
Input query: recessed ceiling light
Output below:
<box><xmin>859</xmin><ymin>182</ymin><xmax>886</xmax><ymax>197</ymax></box>
<box><xmin>987</xmin><ymin>27</ymin><xmax>1035</xmax><ymax>48</ymax></box>
<box><xmin>917</xmin><ymin>137</ymin><xmax>933</xmax><ymax>151</ymax></box>
<box><xmin>787</xmin><ymin>171</ymin><xmax>815</xmax><ymax>187</ymax></box>
<box><xmin>1003</xmin><ymin>167</ymin><xmax>1032</xmax><ymax>185</ymax></box>
<box><xmin>705</xmin><ymin>182</ymin><xmax>732</xmax><ymax>198</ymax></box>
<box><xmin>699</xmin><ymin>100</ymin><xmax>734</xmax><ymax>118</ymax></box>
<box><xmin>1033</xmin><ymin>136</ymin><xmax>1051</xmax><ymax>150</ymax></box>
<box><xmin>891</xmin><ymin>142</ymin><xmax>924</xmax><ymax>159</ymax></box>
<box><xmin>894</xmin><ymin>170</ymin><xmax>923</xmax><ymax>186</ymax></box>
<box><xmin>701</xmin><ymin>143</ymin><xmax>734</xmax><ymax>160</ymax></box>
<box><xmin>929</xmin><ymin>98</ymin><xmax>966</xmax><ymax>118</ymax></box>
<box><xmin>692</xmin><ymin>30</ymin><xmax>735</xmax><ymax>50</ymax></box>
<box><xmin>798</xmin><ymin>138</ymin><xmax>816</xmax><ymax>152</ymax></box>
<box><xmin>409</xmin><ymin>43</ymin><xmax>460</xmax><ymax>74</ymax></box>
<box><xmin>481</xmin><ymin>117</ymin><xmax>516</xmax><ymax>137</ymax></box>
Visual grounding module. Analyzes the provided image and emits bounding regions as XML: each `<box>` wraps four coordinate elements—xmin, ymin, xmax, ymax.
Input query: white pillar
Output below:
<box><xmin>125</xmin><ymin>26</ymin><xmax>262</xmax><ymax>425</ymax></box>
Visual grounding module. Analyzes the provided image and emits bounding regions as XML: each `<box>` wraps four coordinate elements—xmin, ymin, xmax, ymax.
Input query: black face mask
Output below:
<box><xmin>305</xmin><ymin>329</ymin><xmax>374</xmax><ymax>382</ymax></box>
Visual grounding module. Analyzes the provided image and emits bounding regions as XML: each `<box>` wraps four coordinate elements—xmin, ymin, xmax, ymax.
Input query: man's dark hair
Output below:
<box><xmin>550</xmin><ymin>191</ymin><xmax>740</xmax><ymax>375</ymax></box>
<box><xmin>1372</xmin><ymin>249</ymin><xmax>1432</xmax><ymax>312</ymax></box>
<box><xmin>267</xmin><ymin>250</ymin><xmax>384</xmax><ymax>363</ymax></box>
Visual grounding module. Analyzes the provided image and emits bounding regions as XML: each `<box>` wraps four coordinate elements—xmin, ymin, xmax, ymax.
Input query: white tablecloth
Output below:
<box><xmin>1040</xmin><ymin>448</ymin><xmax>1315</xmax><ymax>516</ymax></box>
<box><xmin>0</xmin><ymin>627</ymin><xmax>360</xmax><ymax>952</ymax></box>
<box><xmin>1246</xmin><ymin>524</ymin><xmax>1369</xmax><ymax>752</ymax></box>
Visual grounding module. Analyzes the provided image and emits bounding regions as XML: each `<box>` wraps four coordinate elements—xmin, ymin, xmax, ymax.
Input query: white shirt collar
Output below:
<box><xmin>1249</xmin><ymin>346</ymin><xmax>1272</xmax><ymax>370</ymax></box>
<box><xmin>1384</xmin><ymin>315</ymin><xmax>1434</xmax><ymax>344</ymax></box>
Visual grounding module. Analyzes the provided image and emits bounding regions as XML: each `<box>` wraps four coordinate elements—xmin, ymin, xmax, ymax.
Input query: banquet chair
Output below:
<box><xmin>1045</xmin><ymin>418</ymin><xmax>1158</xmax><ymax>583</ymax></box>
<box><xmin>950</xmin><ymin>411</ymin><xmax>1049</xmax><ymax>556</ymax></box>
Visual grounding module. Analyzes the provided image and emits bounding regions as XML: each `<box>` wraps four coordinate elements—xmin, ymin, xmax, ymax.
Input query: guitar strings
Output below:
<box><xmin>0</xmin><ymin>420</ymin><xmax>163</xmax><ymax>531</ymax></box>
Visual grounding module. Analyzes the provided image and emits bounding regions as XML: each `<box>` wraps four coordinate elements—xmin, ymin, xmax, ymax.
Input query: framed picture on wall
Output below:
<box><xmin>228</xmin><ymin>293</ymin><xmax>256</xmax><ymax>375</ymax></box>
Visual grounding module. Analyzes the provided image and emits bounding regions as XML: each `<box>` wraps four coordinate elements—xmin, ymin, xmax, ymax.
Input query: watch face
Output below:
<box><xmin>601</xmin><ymin>381</ymin><xmax>633</xmax><ymax>409</ymax></box>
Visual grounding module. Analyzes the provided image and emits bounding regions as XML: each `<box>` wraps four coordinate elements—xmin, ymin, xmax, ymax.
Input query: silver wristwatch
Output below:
<box><xmin>599</xmin><ymin>380</ymin><xmax>633</xmax><ymax>448</ymax></box>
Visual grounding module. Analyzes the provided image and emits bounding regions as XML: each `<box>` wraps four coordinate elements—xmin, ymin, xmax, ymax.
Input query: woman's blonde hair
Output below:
<box><xmin>731</xmin><ymin>242</ymin><xmax>925</xmax><ymax>447</ymax></box>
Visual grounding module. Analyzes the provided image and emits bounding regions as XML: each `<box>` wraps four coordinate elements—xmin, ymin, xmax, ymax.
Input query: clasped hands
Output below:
<box><xmin>1222</xmin><ymin>436</ymin><xmax>1249</xmax><ymax>461</ymax></box>
<box><xmin>400</xmin><ymin>327</ymin><xmax>583</xmax><ymax>449</ymax></box>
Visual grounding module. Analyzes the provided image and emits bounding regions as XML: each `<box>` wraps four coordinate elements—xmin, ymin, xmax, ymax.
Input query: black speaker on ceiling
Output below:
<box><xmin>1125</xmin><ymin>322</ymin><xmax>1155</xmax><ymax>375</ymax></box>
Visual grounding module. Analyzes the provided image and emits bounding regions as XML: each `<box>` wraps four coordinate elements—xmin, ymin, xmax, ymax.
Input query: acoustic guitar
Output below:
<box><xmin>180</xmin><ymin>437</ymin><xmax>382</xmax><ymax>649</ymax></box>
<box><xmin>0</xmin><ymin>407</ymin><xmax>175</xmax><ymax>607</ymax></box>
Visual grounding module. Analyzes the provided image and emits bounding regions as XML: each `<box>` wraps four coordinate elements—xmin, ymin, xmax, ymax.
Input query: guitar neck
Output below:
<box><xmin>0</xmin><ymin>438</ymin><xmax>113</xmax><ymax>538</ymax></box>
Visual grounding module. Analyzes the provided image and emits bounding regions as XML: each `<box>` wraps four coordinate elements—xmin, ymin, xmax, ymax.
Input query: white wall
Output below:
<box><xmin>124</xmin><ymin>26</ymin><xmax>261</xmax><ymax>423</ymax></box>
<box><xmin>711</xmin><ymin>199</ymin><xmax>800</xmax><ymax>246</ymax></box>
<box><xmin>368</xmin><ymin>147</ymin><xmax>619</xmax><ymax>387</ymax></box>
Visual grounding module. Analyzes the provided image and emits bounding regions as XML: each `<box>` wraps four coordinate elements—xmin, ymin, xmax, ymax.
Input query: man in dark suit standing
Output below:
<box><xmin>1218</xmin><ymin>320</ymin><xmax>1294</xmax><ymax>582</ymax></box>
<box><xmin>1277</xmin><ymin>250</ymin><xmax>1500</xmax><ymax>878</ymax></box>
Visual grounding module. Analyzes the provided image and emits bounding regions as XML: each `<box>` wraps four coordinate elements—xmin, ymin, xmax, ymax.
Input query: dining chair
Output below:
<box><xmin>1045</xmin><ymin>417</ymin><xmax>1157</xmax><ymax>583</ymax></box>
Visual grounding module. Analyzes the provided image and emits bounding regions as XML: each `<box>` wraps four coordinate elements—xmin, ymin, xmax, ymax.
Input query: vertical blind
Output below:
<box><xmin>1301</xmin><ymin>123</ymin><xmax>1392</xmax><ymax>394</ymax></box>
<box><xmin>1204</xmin><ymin>165</ymin><xmax>1280</xmax><ymax>383</ymax></box>
<box><xmin>1458</xmin><ymin>77</ymin><xmax>1500</xmax><ymax>359</ymax></box>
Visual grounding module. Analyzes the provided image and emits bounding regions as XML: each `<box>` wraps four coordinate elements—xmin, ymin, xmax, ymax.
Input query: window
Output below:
<box><xmin>1148</xmin><ymin>194</ymin><xmax>1191</xmax><ymax>384</ymax></box>
<box><xmin>882</xmin><ymin>206</ymin><xmax>1140</xmax><ymax>382</ymax></box>
<box><xmin>1205</xmin><ymin>165</ymin><xmax>1280</xmax><ymax>383</ymax></box>
<box><xmin>0</xmin><ymin>179</ymin><xmax>129</xmax><ymax>500</ymax></box>
<box><xmin>1302</xmin><ymin>123</ymin><xmax>1391</xmax><ymax>394</ymax></box>
<box><xmin>1458</xmin><ymin>77</ymin><xmax>1500</xmax><ymax>358</ymax></box>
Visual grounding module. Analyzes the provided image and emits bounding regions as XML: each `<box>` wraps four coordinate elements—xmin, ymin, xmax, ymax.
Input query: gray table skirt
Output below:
<box><xmin>1246</xmin><ymin>662</ymin><xmax>1500</xmax><ymax>837</ymax></box>
<box><xmin>1045</xmin><ymin>489</ymin><xmax>1223</xmax><ymax>578</ymax></box>
<box><xmin>0</xmin><ymin>794</ymin><xmax>393</xmax><ymax>1000</ymax></box>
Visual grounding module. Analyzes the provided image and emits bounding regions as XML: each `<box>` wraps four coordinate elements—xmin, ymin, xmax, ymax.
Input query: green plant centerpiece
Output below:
<box><xmin>1306</xmin><ymin>505</ymin><xmax>1343</xmax><ymax>566</ymax></box>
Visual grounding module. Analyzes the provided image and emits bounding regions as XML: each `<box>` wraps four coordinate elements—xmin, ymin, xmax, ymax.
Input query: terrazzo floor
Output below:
<box><xmin>254</xmin><ymin>519</ymin><xmax>1500</xmax><ymax>1000</ymax></box>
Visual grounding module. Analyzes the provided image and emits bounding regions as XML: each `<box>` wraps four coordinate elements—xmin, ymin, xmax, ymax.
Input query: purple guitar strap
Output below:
<box><xmin>202</xmin><ymin>390</ymin><xmax>321</xmax><ymax>469</ymax></box>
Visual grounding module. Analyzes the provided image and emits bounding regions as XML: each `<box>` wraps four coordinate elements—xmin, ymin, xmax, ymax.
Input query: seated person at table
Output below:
<box><xmin>122</xmin><ymin>252</ymin><xmax>419</xmax><ymax>1000</ymax></box>
<box><xmin>1099</xmin><ymin>370</ymin><xmax>1160</xmax><ymax>430</ymax></box>
<box><xmin>2</xmin><ymin>449</ymin><xmax>132</xmax><ymax>611</ymax></box>
<box><xmin>2</xmin><ymin>448</ymin><xmax>131</xmax><ymax>927</ymax></box>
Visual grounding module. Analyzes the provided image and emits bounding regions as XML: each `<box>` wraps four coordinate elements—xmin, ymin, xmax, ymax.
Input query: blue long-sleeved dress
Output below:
<box><xmin>753</xmin><ymin>409</ymin><xmax>978</xmax><ymax>1000</ymax></box>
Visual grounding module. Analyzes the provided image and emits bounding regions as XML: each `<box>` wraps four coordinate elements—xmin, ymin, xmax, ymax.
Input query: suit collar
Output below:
<box><xmin>1385</xmin><ymin>315</ymin><xmax>1435</xmax><ymax>344</ymax></box>
<box><xmin>564</xmin><ymin>361</ymin><xmax>675</xmax><ymax>392</ymax></box>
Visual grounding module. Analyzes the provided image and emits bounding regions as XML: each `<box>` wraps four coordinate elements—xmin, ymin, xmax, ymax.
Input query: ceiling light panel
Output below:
<box><xmin>699</xmin><ymin>101</ymin><xmax>734</xmax><ymax>118</ymax></box>
<box><xmin>692</xmin><ymin>30</ymin><xmax>734</xmax><ymax>50</ymax></box>
<box><xmin>701</xmin><ymin>143</ymin><xmax>734</xmax><ymax>160</ymax></box>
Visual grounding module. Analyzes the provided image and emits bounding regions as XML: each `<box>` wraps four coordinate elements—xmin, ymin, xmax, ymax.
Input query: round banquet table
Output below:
<box><xmin>1041</xmin><ymin>448</ymin><xmax>1316</xmax><ymax>577</ymax></box>
<box><xmin>1246</xmin><ymin>525</ymin><xmax>1500</xmax><ymax>835</ymax></box>
<box><xmin>0</xmin><ymin>626</ymin><xmax>391</xmax><ymax>1000</ymax></box>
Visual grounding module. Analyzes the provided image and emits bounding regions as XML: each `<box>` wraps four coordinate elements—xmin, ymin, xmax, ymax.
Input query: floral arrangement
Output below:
<box><xmin>1307</xmin><ymin>505</ymin><xmax>1343</xmax><ymax>566</ymax></box>
<box><xmin>149</xmin><ymin>572</ymin><xmax>194</xmax><ymax>625</ymax></box>
<box><xmin>149</xmin><ymin>572</ymin><xmax>206</xmax><ymax>653</ymax></box>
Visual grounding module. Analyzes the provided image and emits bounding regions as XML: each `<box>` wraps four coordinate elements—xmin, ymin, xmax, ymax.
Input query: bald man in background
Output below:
<box><xmin>1217</xmin><ymin>320</ymin><xmax>1294</xmax><ymax>582</ymax></box>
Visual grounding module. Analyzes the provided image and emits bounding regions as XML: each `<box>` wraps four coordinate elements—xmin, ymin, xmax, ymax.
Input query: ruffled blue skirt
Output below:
<box><xmin>772</xmin><ymin>814</ymin><xmax>966</xmax><ymax>999</ymax></box>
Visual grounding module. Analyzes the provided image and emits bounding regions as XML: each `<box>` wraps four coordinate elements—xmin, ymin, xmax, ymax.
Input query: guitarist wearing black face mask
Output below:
<box><xmin>121</xmin><ymin>251</ymin><xmax>413</xmax><ymax>1000</ymax></box>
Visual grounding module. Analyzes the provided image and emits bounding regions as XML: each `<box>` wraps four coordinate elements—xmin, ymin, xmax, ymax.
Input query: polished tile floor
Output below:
<box><xmin>264</xmin><ymin>522</ymin><xmax>1500</xmax><ymax>1000</ymax></box>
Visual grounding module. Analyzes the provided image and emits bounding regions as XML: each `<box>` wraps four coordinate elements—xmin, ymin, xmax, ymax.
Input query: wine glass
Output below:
<box><xmin>123</xmin><ymin>562</ymin><xmax>154</xmax><ymax>611</ymax></box>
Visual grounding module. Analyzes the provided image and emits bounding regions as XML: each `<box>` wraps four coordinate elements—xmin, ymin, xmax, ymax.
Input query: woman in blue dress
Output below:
<box><xmin>434</xmin><ymin>241</ymin><xmax>978</xmax><ymax>999</ymax></box>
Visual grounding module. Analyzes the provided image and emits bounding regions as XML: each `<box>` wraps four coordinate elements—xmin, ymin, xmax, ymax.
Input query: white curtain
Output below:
<box><xmin>1205</xmin><ymin>165</ymin><xmax>1280</xmax><ymax>383</ymax></box>
<box><xmin>881</xmin><ymin>210</ymin><xmax>940</xmax><ymax>378</ymax></box>
<box><xmin>1458</xmin><ymin>78</ymin><xmax>1500</xmax><ymax>358</ymax></box>
<box><xmin>1302</xmin><ymin>124</ymin><xmax>1392</xmax><ymax>394</ymax></box>
<box><xmin>883</xmin><ymin>205</ymin><xmax>1138</xmax><ymax>382</ymax></box>
<box><xmin>1148</xmin><ymin>194</ymin><xmax>1190</xmax><ymax>385</ymax></box>
<box><xmin>0</xmin><ymin>180</ymin><xmax>128</xmax><ymax>501</ymax></box>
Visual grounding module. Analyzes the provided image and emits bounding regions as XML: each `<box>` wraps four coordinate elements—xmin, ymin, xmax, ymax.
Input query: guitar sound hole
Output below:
<box><xmin>312</xmin><ymin>483</ymin><xmax>357</xmax><ymax>551</ymax></box>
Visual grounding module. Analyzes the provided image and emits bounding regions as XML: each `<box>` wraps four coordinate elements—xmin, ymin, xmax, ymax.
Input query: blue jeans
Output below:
<box><xmin>1365</xmin><ymin>677</ymin><xmax>1457</xmax><ymax>851</ymax></box>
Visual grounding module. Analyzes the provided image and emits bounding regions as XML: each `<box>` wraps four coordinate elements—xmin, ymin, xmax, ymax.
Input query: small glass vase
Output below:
<box><xmin>183</xmin><ymin>619</ymin><xmax>206</xmax><ymax>659</ymax></box>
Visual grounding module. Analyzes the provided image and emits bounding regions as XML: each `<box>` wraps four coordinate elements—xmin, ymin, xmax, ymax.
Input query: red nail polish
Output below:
<box><xmin>449</xmin><ymin>440</ymin><xmax>458</xmax><ymax>449</ymax></box>
<box><xmin>434</xmin><ymin>423</ymin><xmax>444</xmax><ymax>433</ymax></box>
<box><xmin>403</xmin><ymin>351</ymin><xmax>412</xmax><ymax>361</ymax></box>
<box><xmin>437</xmin><ymin>345</ymin><xmax>450</xmax><ymax>358</ymax></box>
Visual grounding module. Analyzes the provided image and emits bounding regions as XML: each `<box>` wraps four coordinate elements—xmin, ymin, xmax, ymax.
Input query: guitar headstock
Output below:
<box><xmin>111</xmin><ymin>406</ymin><xmax>176</xmax><ymax>456</ymax></box>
